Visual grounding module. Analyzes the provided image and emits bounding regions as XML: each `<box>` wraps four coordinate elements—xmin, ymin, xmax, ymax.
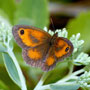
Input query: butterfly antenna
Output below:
<box><xmin>50</xmin><ymin>18</ymin><xmax>55</xmax><ymax>31</ymax></box>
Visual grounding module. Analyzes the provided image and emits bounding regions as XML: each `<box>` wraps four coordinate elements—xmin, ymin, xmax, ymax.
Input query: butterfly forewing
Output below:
<box><xmin>54</xmin><ymin>37</ymin><xmax>73</xmax><ymax>60</ymax></box>
<box><xmin>12</xmin><ymin>25</ymin><xmax>51</xmax><ymax>49</ymax></box>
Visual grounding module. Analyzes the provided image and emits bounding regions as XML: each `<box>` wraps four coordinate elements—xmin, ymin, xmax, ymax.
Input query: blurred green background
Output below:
<box><xmin>0</xmin><ymin>0</ymin><xmax>90</xmax><ymax>90</ymax></box>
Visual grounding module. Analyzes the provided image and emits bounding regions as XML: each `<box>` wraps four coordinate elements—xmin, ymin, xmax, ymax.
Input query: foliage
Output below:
<box><xmin>15</xmin><ymin>0</ymin><xmax>49</xmax><ymax>28</ymax></box>
<box><xmin>0</xmin><ymin>16</ymin><xmax>27</xmax><ymax>90</ymax></box>
<box><xmin>0</xmin><ymin>16</ymin><xmax>90</xmax><ymax>90</ymax></box>
<box><xmin>67</xmin><ymin>12</ymin><xmax>90</xmax><ymax>52</ymax></box>
<box><xmin>0</xmin><ymin>0</ymin><xmax>90</xmax><ymax>90</ymax></box>
<box><xmin>0</xmin><ymin>0</ymin><xmax>49</xmax><ymax>28</ymax></box>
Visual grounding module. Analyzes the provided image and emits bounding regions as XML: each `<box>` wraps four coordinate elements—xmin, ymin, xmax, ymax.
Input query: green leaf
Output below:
<box><xmin>67</xmin><ymin>12</ymin><xmax>90</xmax><ymax>52</ymax></box>
<box><xmin>45</xmin><ymin>61</ymin><xmax>69</xmax><ymax>84</ymax></box>
<box><xmin>0</xmin><ymin>0</ymin><xmax>16</xmax><ymax>24</ymax></box>
<box><xmin>0</xmin><ymin>80</ymin><xmax>9</xmax><ymax>90</ymax></box>
<box><xmin>0</xmin><ymin>43</ymin><xmax>6</xmax><ymax>52</ymax></box>
<box><xmin>15</xmin><ymin>0</ymin><xmax>49</xmax><ymax>28</ymax></box>
<box><xmin>0</xmin><ymin>9</ymin><xmax>9</xmax><ymax>19</ymax></box>
<box><xmin>2</xmin><ymin>52</ymin><xmax>21</xmax><ymax>87</ymax></box>
<box><xmin>0</xmin><ymin>66</ymin><xmax>20</xmax><ymax>90</ymax></box>
<box><xmin>50</xmin><ymin>84</ymin><xmax>80</xmax><ymax>90</ymax></box>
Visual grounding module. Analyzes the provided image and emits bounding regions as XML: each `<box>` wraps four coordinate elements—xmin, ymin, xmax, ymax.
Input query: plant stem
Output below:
<box><xmin>40</xmin><ymin>82</ymin><xmax>76</xmax><ymax>90</ymax></box>
<box><xmin>68</xmin><ymin>60</ymin><xmax>74</xmax><ymax>75</ymax></box>
<box><xmin>56</xmin><ymin>68</ymin><xmax>84</xmax><ymax>84</ymax></box>
<box><xmin>72</xmin><ymin>68</ymin><xmax>84</xmax><ymax>76</ymax></box>
<box><xmin>38</xmin><ymin>68</ymin><xmax>85</xmax><ymax>90</ymax></box>
<box><xmin>54</xmin><ymin>60</ymin><xmax>74</xmax><ymax>84</ymax></box>
<box><xmin>34</xmin><ymin>72</ymin><xmax>49</xmax><ymax>90</ymax></box>
<box><xmin>7</xmin><ymin>47</ymin><xmax>27</xmax><ymax>90</ymax></box>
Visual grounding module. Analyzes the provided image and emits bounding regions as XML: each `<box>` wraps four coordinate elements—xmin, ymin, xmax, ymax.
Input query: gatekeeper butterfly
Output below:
<box><xmin>12</xmin><ymin>25</ymin><xmax>73</xmax><ymax>71</ymax></box>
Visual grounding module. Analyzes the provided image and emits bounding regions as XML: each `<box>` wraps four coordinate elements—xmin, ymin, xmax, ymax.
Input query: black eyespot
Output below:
<box><xmin>20</xmin><ymin>30</ymin><xmax>24</xmax><ymax>35</ymax></box>
<box><xmin>65</xmin><ymin>47</ymin><xmax>69</xmax><ymax>52</ymax></box>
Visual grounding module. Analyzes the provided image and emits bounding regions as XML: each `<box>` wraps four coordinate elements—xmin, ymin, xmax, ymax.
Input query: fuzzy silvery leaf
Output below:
<box><xmin>0</xmin><ymin>16</ymin><xmax>27</xmax><ymax>90</ymax></box>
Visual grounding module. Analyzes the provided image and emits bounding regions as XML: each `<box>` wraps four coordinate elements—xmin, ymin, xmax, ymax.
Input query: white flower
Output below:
<box><xmin>43</xmin><ymin>27</ymin><xmax>48</xmax><ymax>32</ymax></box>
<box><xmin>77</xmin><ymin>71</ymin><xmax>90</xmax><ymax>88</ymax></box>
<box><xmin>0</xmin><ymin>16</ymin><xmax>12</xmax><ymax>43</ymax></box>
<box><xmin>70</xmin><ymin>33</ymin><xmax>84</xmax><ymax>53</ymax></box>
<box><xmin>0</xmin><ymin>16</ymin><xmax>12</xmax><ymax>52</ymax></box>
<box><xmin>74</xmin><ymin>52</ymin><xmax>90</xmax><ymax>65</ymax></box>
<box><xmin>43</xmin><ymin>27</ymin><xmax>68</xmax><ymax>37</ymax></box>
<box><xmin>55</xmin><ymin>28</ymin><xmax>68</xmax><ymax>38</ymax></box>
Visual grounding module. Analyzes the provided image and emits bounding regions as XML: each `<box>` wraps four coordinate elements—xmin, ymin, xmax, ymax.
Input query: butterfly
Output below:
<box><xmin>12</xmin><ymin>25</ymin><xmax>73</xmax><ymax>71</ymax></box>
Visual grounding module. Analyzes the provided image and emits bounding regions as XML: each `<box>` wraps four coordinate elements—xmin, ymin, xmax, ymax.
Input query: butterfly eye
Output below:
<box><xmin>20</xmin><ymin>30</ymin><xmax>24</xmax><ymax>35</ymax></box>
<box><xmin>65</xmin><ymin>47</ymin><xmax>69</xmax><ymax>52</ymax></box>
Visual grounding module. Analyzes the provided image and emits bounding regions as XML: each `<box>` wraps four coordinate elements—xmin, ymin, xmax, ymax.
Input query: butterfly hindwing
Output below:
<box><xmin>22</xmin><ymin>43</ymin><xmax>50</xmax><ymax>67</ymax></box>
<box><xmin>41</xmin><ymin>47</ymin><xmax>56</xmax><ymax>71</ymax></box>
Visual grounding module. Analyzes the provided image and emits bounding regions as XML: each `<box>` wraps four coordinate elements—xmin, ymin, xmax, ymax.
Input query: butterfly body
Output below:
<box><xmin>12</xmin><ymin>25</ymin><xmax>73</xmax><ymax>71</ymax></box>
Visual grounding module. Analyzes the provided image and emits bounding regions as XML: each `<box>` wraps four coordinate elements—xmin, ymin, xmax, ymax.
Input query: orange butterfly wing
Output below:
<box><xmin>41</xmin><ymin>47</ymin><xmax>56</xmax><ymax>71</ymax></box>
<box><xmin>12</xmin><ymin>25</ymin><xmax>73</xmax><ymax>71</ymax></box>
<box><xmin>12</xmin><ymin>25</ymin><xmax>52</xmax><ymax>68</ymax></box>
<box><xmin>12</xmin><ymin>25</ymin><xmax>51</xmax><ymax>49</ymax></box>
<box><xmin>54</xmin><ymin>37</ymin><xmax>73</xmax><ymax>60</ymax></box>
<box><xmin>41</xmin><ymin>37</ymin><xmax>73</xmax><ymax>71</ymax></box>
<box><xmin>22</xmin><ymin>43</ymin><xmax>50</xmax><ymax>67</ymax></box>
